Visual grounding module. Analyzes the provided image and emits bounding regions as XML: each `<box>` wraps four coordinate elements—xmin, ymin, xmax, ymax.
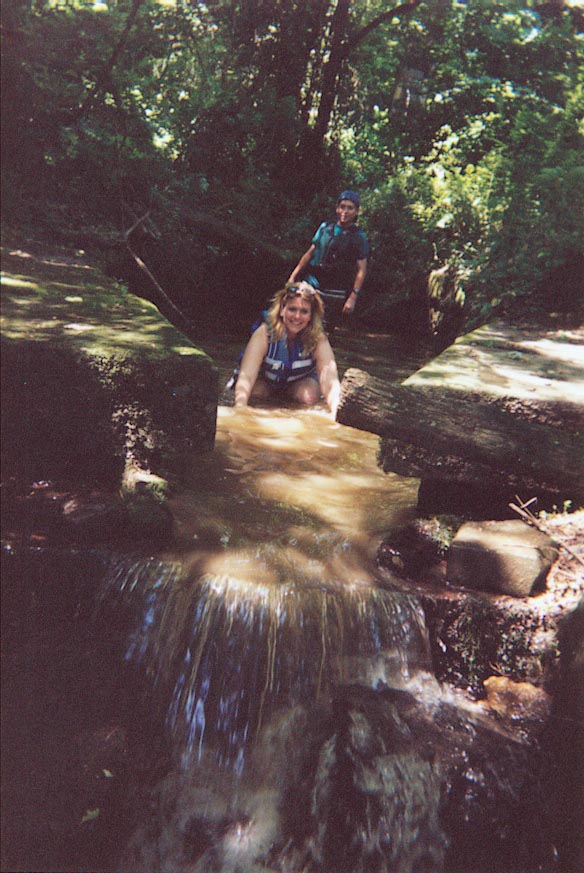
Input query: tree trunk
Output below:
<box><xmin>312</xmin><ymin>0</ymin><xmax>421</xmax><ymax>146</ymax></box>
<box><xmin>337</xmin><ymin>368</ymin><xmax>584</xmax><ymax>501</ymax></box>
<box><xmin>312</xmin><ymin>0</ymin><xmax>351</xmax><ymax>145</ymax></box>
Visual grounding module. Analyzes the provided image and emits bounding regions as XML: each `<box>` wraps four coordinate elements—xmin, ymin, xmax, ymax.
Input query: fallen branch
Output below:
<box><xmin>124</xmin><ymin>211</ymin><xmax>193</xmax><ymax>332</ymax></box>
<box><xmin>509</xmin><ymin>495</ymin><xmax>584</xmax><ymax>568</ymax></box>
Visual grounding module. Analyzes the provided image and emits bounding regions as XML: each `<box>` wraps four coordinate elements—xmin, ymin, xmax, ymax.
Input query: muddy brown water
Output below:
<box><xmin>2</xmin><ymin>324</ymin><xmax>437</xmax><ymax>873</ymax></box>
<box><xmin>105</xmin><ymin>325</ymin><xmax>436</xmax><ymax>769</ymax></box>
<box><xmin>2</xmin><ymin>322</ymin><xmax>570</xmax><ymax>873</ymax></box>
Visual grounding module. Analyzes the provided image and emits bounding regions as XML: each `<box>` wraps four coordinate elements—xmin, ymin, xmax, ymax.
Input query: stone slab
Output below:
<box><xmin>1</xmin><ymin>251</ymin><xmax>218</xmax><ymax>485</ymax></box>
<box><xmin>405</xmin><ymin>320</ymin><xmax>584</xmax><ymax>406</ymax></box>
<box><xmin>447</xmin><ymin>519</ymin><xmax>559</xmax><ymax>596</ymax></box>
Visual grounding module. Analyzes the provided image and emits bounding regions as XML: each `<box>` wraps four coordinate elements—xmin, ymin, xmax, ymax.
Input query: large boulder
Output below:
<box><xmin>447</xmin><ymin>519</ymin><xmax>559</xmax><ymax>597</ymax></box>
<box><xmin>1</xmin><ymin>251</ymin><xmax>218</xmax><ymax>489</ymax></box>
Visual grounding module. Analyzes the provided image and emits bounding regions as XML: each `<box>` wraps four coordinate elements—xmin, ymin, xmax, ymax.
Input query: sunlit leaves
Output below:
<box><xmin>2</xmin><ymin>0</ymin><xmax>582</xmax><ymax>324</ymax></box>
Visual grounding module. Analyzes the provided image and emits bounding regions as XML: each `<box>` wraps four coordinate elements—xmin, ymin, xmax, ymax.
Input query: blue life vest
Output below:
<box><xmin>263</xmin><ymin>334</ymin><xmax>316</xmax><ymax>385</ymax></box>
<box><xmin>306</xmin><ymin>221</ymin><xmax>369</xmax><ymax>291</ymax></box>
<box><xmin>225</xmin><ymin>314</ymin><xmax>315</xmax><ymax>390</ymax></box>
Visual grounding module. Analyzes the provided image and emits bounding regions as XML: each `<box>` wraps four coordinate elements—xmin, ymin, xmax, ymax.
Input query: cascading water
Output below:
<box><xmin>102</xmin><ymin>553</ymin><xmax>430</xmax><ymax>774</ymax></box>
<box><xmin>3</xmin><ymin>373</ymin><xmax>564</xmax><ymax>872</ymax></box>
<box><xmin>100</xmin><ymin>406</ymin><xmax>431</xmax><ymax>770</ymax></box>
<box><xmin>94</xmin><ymin>404</ymin><xmax>560</xmax><ymax>873</ymax></box>
<box><xmin>95</xmin><ymin>405</ymin><xmax>458</xmax><ymax>871</ymax></box>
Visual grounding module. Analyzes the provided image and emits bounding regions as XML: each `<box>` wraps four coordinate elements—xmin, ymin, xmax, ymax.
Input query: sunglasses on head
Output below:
<box><xmin>285</xmin><ymin>284</ymin><xmax>316</xmax><ymax>298</ymax></box>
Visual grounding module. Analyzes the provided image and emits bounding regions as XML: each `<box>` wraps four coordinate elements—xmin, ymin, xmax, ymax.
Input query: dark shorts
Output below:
<box><xmin>261</xmin><ymin>370</ymin><xmax>319</xmax><ymax>396</ymax></box>
<box><xmin>318</xmin><ymin>289</ymin><xmax>347</xmax><ymax>329</ymax></box>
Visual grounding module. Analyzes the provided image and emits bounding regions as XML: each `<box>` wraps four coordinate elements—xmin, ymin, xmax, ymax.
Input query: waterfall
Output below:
<box><xmin>101</xmin><ymin>549</ymin><xmax>432</xmax><ymax>774</ymax></box>
<box><xmin>3</xmin><ymin>404</ymin><xmax>561</xmax><ymax>873</ymax></box>
<box><xmin>96</xmin><ymin>408</ymin><xmax>557</xmax><ymax>873</ymax></box>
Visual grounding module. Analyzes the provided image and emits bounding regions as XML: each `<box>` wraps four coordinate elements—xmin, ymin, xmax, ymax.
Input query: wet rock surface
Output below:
<box><xmin>118</xmin><ymin>683</ymin><xmax>562</xmax><ymax>873</ymax></box>
<box><xmin>376</xmin><ymin>511</ymin><xmax>583</xmax><ymax>871</ymax></box>
<box><xmin>1</xmin><ymin>478</ymin><xmax>176</xmax><ymax>548</ymax></box>
<box><xmin>481</xmin><ymin>676</ymin><xmax>552</xmax><ymax>727</ymax></box>
<box><xmin>378</xmin><ymin>510</ymin><xmax>583</xmax><ymax>695</ymax></box>
<box><xmin>447</xmin><ymin>519</ymin><xmax>559</xmax><ymax>597</ymax></box>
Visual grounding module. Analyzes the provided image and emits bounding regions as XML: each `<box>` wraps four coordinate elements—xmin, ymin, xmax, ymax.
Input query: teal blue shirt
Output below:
<box><xmin>305</xmin><ymin>221</ymin><xmax>368</xmax><ymax>291</ymax></box>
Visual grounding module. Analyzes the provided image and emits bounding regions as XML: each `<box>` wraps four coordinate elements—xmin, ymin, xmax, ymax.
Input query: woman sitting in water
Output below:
<box><xmin>234</xmin><ymin>283</ymin><xmax>341</xmax><ymax>415</ymax></box>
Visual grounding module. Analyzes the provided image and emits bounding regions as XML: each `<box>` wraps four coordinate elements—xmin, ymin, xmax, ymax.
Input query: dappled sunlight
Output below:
<box><xmin>7</xmin><ymin>247</ymin><xmax>95</xmax><ymax>272</ymax></box>
<box><xmin>521</xmin><ymin>334</ymin><xmax>584</xmax><ymax>365</ymax></box>
<box><xmin>184</xmin><ymin>541</ymin><xmax>376</xmax><ymax>592</ymax></box>
<box><xmin>64</xmin><ymin>322</ymin><xmax>96</xmax><ymax>333</ymax></box>
<box><xmin>258</xmin><ymin>469</ymin><xmax>415</xmax><ymax>539</ymax></box>
<box><xmin>218</xmin><ymin>404</ymin><xmax>388</xmax><ymax>471</ymax></box>
<box><xmin>47</xmin><ymin>279</ymin><xmax>109</xmax><ymax>293</ymax></box>
<box><xmin>1</xmin><ymin>275</ymin><xmax>40</xmax><ymax>290</ymax></box>
<box><xmin>170</xmin><ymin>404</ymin><xmax>419</xmax><ymax>600</ymax></box>
<box><xmin>408</xmin><ymin>322</ymin><xmax>584</xmax><ymax>403</ymax></box>
<box><xmin>205</xmin><ymin>406</ymin><xmax>418</xmax><ymax>544</ymax></box>
<box><xmin>1</xmin><ymin>274</ymin><xmax>209</xmax><ymax>357</ymax></box>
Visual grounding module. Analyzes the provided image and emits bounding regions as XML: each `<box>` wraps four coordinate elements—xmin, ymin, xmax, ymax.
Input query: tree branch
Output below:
<box><xmin>348</xmin><ymin>0</ymin><xmax>422</xmax><ymax>51</ymax></box>
<box><xmin>312</xmin><ymin>0</ymin><xmax>422</xmax><ymax>146</ymax></box>
<box><xmin>107</xmin><ymin>0</ymin><xmax>145</xmax><ymax>77</ymax></box>
<box><xmin>73</xmin><ymin>0</ymin><xmax>145</xmax><ymax>119</ymax></box>
<box><xmin>313</xmin><ymin>0</ymin><xmax>351</xmax><ymax>145</ymax></box>
<box><xmin>509</xmin><ymin>495</ymin><xmax>584</xmax><ymax>568</ymax></box>
<box><xmin>124</xmin><ymin>212</ymin><xmax>193</xmax><ymax>331</ymax></box>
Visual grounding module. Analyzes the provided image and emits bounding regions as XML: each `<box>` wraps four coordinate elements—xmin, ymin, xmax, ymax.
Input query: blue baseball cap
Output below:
<box><xmin>337</xmin><ymin>190</ymin><xmax>361</xmax><ymax>207</ymax></box>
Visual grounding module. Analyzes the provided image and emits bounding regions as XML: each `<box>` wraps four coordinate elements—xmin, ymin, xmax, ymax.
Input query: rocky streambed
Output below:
<box><xmin>1</xmin><ymin>238</ymin><xmax>583</xmax><ymax>873</ymax></box>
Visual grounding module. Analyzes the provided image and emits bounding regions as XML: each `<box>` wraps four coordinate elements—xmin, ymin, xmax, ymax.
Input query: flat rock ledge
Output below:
<box><xmin>1</xmin><ymin>251</ymin><xmax>218</xmax><ymax>491</ymax></box>
<box><xmin>337</xmin><ymin>321</ymin><xmax>584</xmax><ymax>515</ymax></box>
<box><xmin>448</xmin><ymin>519</ymin><xmax>559</xmax><ymax>597</ymax></box>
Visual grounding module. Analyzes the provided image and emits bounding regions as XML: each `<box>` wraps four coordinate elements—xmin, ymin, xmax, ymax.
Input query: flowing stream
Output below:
<box><xmin>102</xmin><ymin>404</ymin><xmax>429</xmax><ymax>773</ymax></box>
<box><xmin>102</xmin><ymin>330</ymin><xmax>433</xmax><ymax>767</ymax></box>
<box><xmin>95</xmin><ymin>331</ymin><xmax>467</xmax><ymax>871</ymax></box>
<box><xmin>3</xmin><ymin>328</ymin><xmax>561</xmax><ymax>873</ymax></box>
<box><xmin>94</xmin><ymin>332</ymin><xmax>559</xmax><ymax>873</ymax></box>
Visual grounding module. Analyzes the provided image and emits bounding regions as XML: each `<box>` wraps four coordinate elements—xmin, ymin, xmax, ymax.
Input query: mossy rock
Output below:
<box><xmin>1</xmin><ymin>256</ymin><xmax>218</xmax><ymax>486</ymax></box>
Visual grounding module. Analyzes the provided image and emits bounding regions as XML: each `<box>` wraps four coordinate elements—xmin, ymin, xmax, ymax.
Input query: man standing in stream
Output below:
<box><xmin>287</xmin><ymin>190</ymin><xmax>369</xmax><ymax>333</ymax></box>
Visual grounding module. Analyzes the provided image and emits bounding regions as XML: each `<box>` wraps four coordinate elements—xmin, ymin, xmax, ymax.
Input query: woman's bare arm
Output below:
<box><xmin>288</xmin><ymin>245</ymin><xmax>316</xmax><ymax>285</ymax></box>
<box><xmin>315</xmin><ymin>335</ymin><xmax>341</xmax><ymax>416</ymax></box>
<box><xmin>234</xmin><ymin>324</ymin><xmax>268</xmax><ymax>407</ymax></box>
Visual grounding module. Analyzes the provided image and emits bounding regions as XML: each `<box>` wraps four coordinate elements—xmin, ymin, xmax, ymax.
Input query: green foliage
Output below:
<box><xmin>341</xmin><ymin>0</ymin><xmax>583</xmax><ymax>326</ymax></box>
<box><xmin>362</xmin><ymin>179</ymin><xmax>431</xmax><ymax>299</ymax></box>
<box><xmin>2</xmin><ymin>0</ymin><xmax>171</xmax><ymax>236</ymax></box>
<box><xmin>2</xmin><ymin>0</ymin><xmax>582</xmax><ymax>330</ymax></box>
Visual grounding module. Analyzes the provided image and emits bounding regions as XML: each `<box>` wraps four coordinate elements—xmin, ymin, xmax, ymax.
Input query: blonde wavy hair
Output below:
<box><xmin>266</xmin><ymin>282</ymin><xmax>326</xmax><ymax>354</ymax></box>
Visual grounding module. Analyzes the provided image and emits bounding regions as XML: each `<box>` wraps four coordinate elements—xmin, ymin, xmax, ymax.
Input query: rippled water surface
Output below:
<box><xmin>102</xmin><ymin>329</ymin><xmax>434</xmax><ymax>771</ymax></box>
<box><xmin>170</xmin><ymin>326</ymin><xmax>432</xmax><ymax>562</ymax></box>
<box><xmin>171</xmin><ymin>405</ymin><xmax>419</xmax><ymax>564</ymax></box>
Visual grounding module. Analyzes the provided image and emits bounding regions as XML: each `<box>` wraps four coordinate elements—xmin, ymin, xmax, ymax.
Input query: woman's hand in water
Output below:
<box><xmin>315</xmin><ymin>336</ymin><xmax>341</xmax><ymax>418</ymax></box>
<box><xmin>325</xmin><ymin>372</ymin><xmax>341</xmax><ymax>419</ymax></box>
<box><xmin>232</xmin><ymin>403</ymin><xmax>255</xmax><ymax>416</ymax></box>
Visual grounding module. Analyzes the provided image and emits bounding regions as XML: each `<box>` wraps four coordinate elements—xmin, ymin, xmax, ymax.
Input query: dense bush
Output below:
<box><xmin>2</xmin><ymin>0</ymin><xmax>582</xmax><ymax>333</ymax></box>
